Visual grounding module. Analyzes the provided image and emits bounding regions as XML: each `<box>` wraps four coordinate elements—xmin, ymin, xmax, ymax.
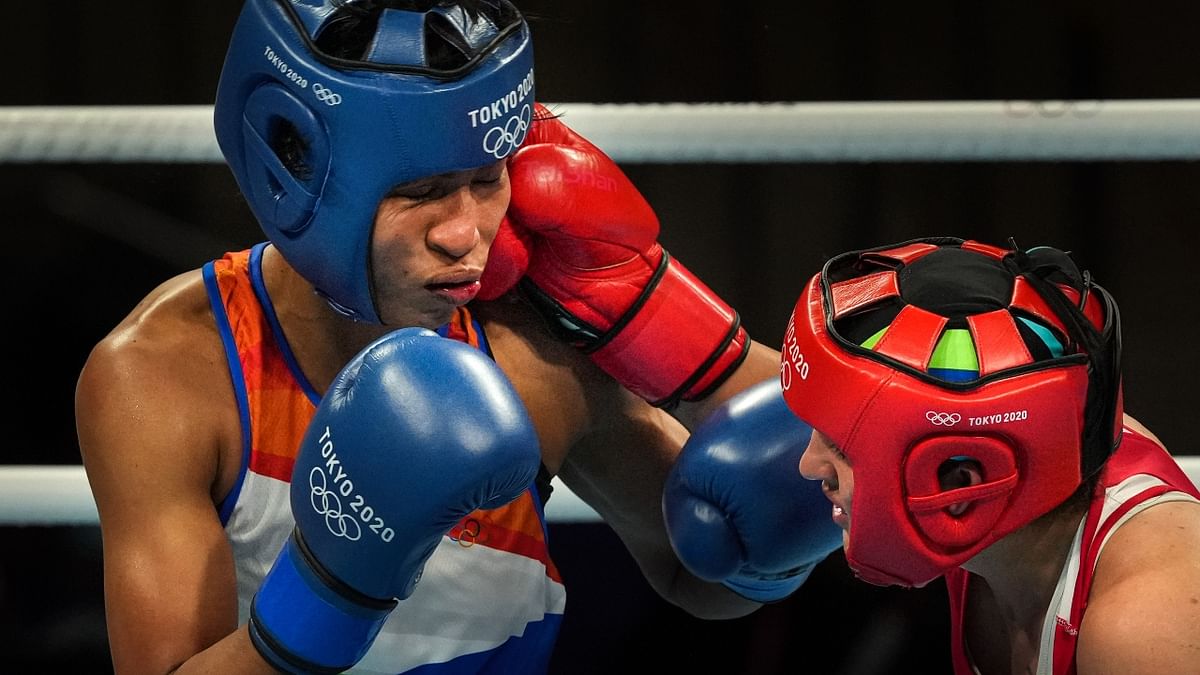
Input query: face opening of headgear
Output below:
<box><xmin>779</xmin><ymin>237</ymin><xmax>1123</xmax><ymax>587</ymax></box>
<box><xmin>214</xmin><ymin>0</ymin><xmax>536</xmax><ymax>323</ymax></box>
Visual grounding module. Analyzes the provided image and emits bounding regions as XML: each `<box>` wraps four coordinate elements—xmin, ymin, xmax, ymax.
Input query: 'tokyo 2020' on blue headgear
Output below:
<box><xmin>214</xmin><ymin>0</ymin><xmax>535</xmax><ymax>323</ymax></box>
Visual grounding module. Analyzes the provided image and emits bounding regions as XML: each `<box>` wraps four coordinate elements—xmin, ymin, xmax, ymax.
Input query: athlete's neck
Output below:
<box><xmin>962</xmin><ymin>497</ymin><xmax>1087</xmax><ymax>634</ymax></box>
<box><xmin>260</xmin><ymin>244</ymin><xmax>391</xmax><ymax>392</ymax></box>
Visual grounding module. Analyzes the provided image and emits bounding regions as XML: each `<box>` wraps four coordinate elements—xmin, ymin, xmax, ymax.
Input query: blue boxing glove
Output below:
<box><xmin>248</xmin><ymin>328</ymin><xmax>540</xmax><ymax>673</ymax></box>
<box><xmin>662</xmin><ymin>378</ymin><xmax>843</xmax><ymax>603</ymax></box>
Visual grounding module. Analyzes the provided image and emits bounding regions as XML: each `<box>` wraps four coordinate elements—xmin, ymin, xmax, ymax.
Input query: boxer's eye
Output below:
<box><xmin>815</xmin><ymin>432</ymin><xmax>849</xmax><ymax>463</ymax></box>
<box><xmin>473</xmin><ymin>163</ymin><xmax>505</xmax><ymax>185</ymax></box>
<box><xmin>388</xmin><ymin>181</ymin><xmax>439</xmax><ymax>201</ymax></box>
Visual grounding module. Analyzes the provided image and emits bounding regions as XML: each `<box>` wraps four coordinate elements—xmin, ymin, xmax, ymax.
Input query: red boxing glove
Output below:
<box><xmin>503</xmin><ymin>106</ymin><xmax>749</xmax><ymax>407</ymax></box>
<box><xmin>477</xmin><ymin>214</ymin><xmax>532</xmax><ymax>301</ymax></box>
<box><xmin>477</xmin><ymin>104</ymin><xmax>572</xmax><ymax>301</ymax></box>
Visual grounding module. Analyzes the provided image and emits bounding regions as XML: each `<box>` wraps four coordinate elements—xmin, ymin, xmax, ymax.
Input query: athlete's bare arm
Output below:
<box><xmin>1075</xmin><ymin>497</ymin><xmax>1200</xmax><ymax>674</ymax></box>
<box><xmin>558</xmin><ymin>387</ymin><xmax>765</xmax><ymax>620</ymax></box>
<box><xmin>76</xmin><ymin>272</ymin><xmax>270</xmax><ymax>675</ymax></box>
<box><xmin>479</xmin><ymin>300</ymin><xmax>763</xmax><ymax>620</ymax></box>
<box><xmin>671</xmin><ymin>339</ymin><xmax>783</xmax><ymax>431</ymax></box>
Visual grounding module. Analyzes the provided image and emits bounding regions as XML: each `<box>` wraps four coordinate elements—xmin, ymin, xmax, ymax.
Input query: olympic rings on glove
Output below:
<box><xmin>309</xmin><ymin>466</ymin><xmax>362</xmax><ymax>541</ymax></box>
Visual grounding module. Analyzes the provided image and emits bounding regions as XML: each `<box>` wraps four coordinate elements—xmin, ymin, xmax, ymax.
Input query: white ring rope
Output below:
<box><xmin>0</xmin><ymin>466</ymin><xmax>601</xmax><ymax>526</ymax></box>
<box><xmin>2</xmin><ymin>461</ymin><xmax>1198</xmax><ymax>527</ymax></box>
<box><xmin>3</xmin><ymin>100</ymin><xmax>1200</xmax><ymax>163</ymax></box>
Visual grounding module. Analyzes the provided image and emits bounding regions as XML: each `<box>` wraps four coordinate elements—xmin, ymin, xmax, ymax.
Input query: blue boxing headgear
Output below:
<box><xmin>215</xmin><ymin>0</ymin><xmax>535</xmax><ymax>323</ymax></box>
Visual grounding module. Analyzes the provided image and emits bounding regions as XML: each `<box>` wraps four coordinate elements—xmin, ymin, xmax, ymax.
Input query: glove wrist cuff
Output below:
<box><xmin>249</xmin><ymin>533</ymin><xmax>395</xmax><ymax>673</ymax></box>
<box><xmin>590</xmin><ymin>253</ymin><xmax>749</xmax><ymax>407</ymax></box>
<box><xmin>721</xmin><ymin>565</ymin><xmax>815</xmax><ymax>604</ymax></box>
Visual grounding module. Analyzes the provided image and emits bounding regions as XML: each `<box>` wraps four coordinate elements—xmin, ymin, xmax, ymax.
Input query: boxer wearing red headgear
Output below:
<box><xmin>787</xmin><ymin>238</ymin><xmax>1200</xmax><ymax>675</ymax></box>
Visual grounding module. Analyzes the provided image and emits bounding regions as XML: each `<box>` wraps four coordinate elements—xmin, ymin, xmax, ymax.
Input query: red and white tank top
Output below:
<box><xmin>946</xmin><ymin>426</ymin><xmax>1200</xmax><ymax>675</ymax></box>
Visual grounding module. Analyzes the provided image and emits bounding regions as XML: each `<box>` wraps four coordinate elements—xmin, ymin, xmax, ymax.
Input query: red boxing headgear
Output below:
<box><xmin>780</xmin><ymin>238</ymin><xmax>1122</xmax><ymax>587</ymax></box>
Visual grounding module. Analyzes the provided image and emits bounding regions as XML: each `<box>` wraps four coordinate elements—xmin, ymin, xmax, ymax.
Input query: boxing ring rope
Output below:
<box><xmin>4</xmin><ymin>98</ymin><xmax>1199</xmax><ymax>526</ymax></box>
<box><xmin>0</xmin><ymin>467</ymin><xmax>604</xmax><ymax>525</ymax></box>
<box><xmin>1</xmin><ymin>461</ymin><xmax>1199</xmax><ymax>526</ymax></box>
<box><xmin>4</xmin><ymin>100</ymin><xmax>1200</xmax><ymax>163</ymax></box>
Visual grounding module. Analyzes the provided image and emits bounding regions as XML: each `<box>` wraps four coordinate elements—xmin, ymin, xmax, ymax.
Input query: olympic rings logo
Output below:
<box><xmin>481</xmin><ymin>104</ymin><xmax>532</xmax><ymax>159</ymax></box>
<box><xmin>308</xmin><ymin>466</ymin><xmax>361</xmax><ymax>541</ymax></box>
<box><xmin>925</xmin><ymin>411</ymin><xmax>962</xmax><ymax>426</ymax></box>
<box><xmin>312</xmin><ymin>83</ymin><xmax>342</xmax><ymax>106</ymax></box>
<box><xmin>450</xmin><ymin>518</ymin><xmax>483</xmax><ymax>548</ymax></box>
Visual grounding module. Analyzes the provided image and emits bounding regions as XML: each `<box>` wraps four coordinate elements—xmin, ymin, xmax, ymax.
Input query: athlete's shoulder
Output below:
<box><xmin>1077</xmin><ymin>498</ymin><xmax>1200</xmax><ymax>673</ymax></box>
<box><xmin>77</xmin><ymin>267</ymin><xmax>235</xmax><ymax>474</ymax></box>
<box><xmin>472</xmin><ymin>294</ymin><xmax>614</xmax><ymax>389</ymax></box>
<box><xmin>1078</xmin><ymin>483</ymin><xmax>1200</xmax><ymax>673</ymax></box>
<box><xmin>86</xmin><ymin>268</ymin><xmax>222</xmax><ymax>377</ymax></box>
<box><xmin>1121</xmin><ymin>413</ymin><xmax>1168</xmax><ymax>450</ymax></box>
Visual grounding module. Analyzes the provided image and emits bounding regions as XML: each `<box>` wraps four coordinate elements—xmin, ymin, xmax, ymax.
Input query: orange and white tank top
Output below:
<box><xmin>946</xmin><ymin>427</ymin><xmax>1200</xmax><ymax>675</ymax></box>
<box><xmin>203</xmin><ymin>243</ymin><xmax>566</xmax><ymax>674</ymax></box>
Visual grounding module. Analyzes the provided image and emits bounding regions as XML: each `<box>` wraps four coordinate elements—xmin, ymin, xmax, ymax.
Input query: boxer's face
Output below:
<box><xmin>799</xmin><ymin>430</ymin><xmax>854</xmax><ymax>546</ymax></box>
<box><xmin>369</xmin><ymin>161</ymin><xmax>509</xmax><ymax>326</ymax></box>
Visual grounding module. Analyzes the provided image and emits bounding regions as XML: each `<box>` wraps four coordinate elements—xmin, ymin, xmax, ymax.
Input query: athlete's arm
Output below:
<box><xmin>555</xmin><ymin>374</ymin><xmax>764</xmax><ymax>620</ymax></box>
<box><xmin>668</xmin><ymin>340</ymin><xmax>782</xmax><ymax>431</ymax></box>
<box><xmin>1075</xmin><ymin>499</ymin><xmax>1200</xmax><ymax>674</ymax></box>
<box><xmin>76</xmin><ymin>274</ymin><xmax>272</xmax><ymax>675</ymax></box>
<box><xmin>477</xmin><ymin>300</ymin><xmax>766</xmax><ymax>619</ymax></box>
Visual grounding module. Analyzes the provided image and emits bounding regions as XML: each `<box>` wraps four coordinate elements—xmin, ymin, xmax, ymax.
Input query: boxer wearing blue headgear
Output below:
<box><xmin>77</xmin><ymin>2</ymin><xmax>802</xmax><ymax>673</ymax></box>
<box><xmin>215</xmin><ymin>0</ymin><xmax>535</xmax><ymax>323</ymax></box>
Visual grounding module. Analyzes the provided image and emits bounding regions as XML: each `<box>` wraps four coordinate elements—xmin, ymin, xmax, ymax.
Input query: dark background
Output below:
<box><xmin>3</xmin><ymin>1</ymin><xmax>1198</xmax><ymax>672</ymax></box>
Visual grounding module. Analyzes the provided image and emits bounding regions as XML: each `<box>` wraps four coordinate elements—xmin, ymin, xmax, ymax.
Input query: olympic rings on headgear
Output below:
<box><xmin>482</xmin><ymin>104</ymin><xmax>532</xmax><ymax>159</ymax></box>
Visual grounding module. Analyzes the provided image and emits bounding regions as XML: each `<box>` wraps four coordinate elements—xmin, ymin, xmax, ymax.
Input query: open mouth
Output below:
<box><xmin>425</xmin><ymin>279</ymin><xmax>482</xmax><ymax>305</ymax></box>
<box><xmin>831</xmin><ymin>502</ymin><xmax>850</xmax><ymax>529</ymax></box>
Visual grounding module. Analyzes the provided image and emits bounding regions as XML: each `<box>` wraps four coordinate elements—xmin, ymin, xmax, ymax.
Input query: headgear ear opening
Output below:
<box><xmin>779</xmin><ymin>237</ymin><xmax>1124</xmax><ymax>587</ymax></box>
<box><xmin>240</xmin><ymin>83</ymin><xmax>331</xmax><ymax>234</ymax></box>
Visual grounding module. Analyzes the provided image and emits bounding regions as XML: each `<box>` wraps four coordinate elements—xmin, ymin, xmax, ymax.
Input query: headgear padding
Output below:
<box><xmin>780</xmin><ymin>237</ymin><xmax>1123</xmax><ymax>587</ymax></box>
<box><xmin>215</xmin><ymin>0</ymin><xmax>535</xmax><ymax>323</ymax></box>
